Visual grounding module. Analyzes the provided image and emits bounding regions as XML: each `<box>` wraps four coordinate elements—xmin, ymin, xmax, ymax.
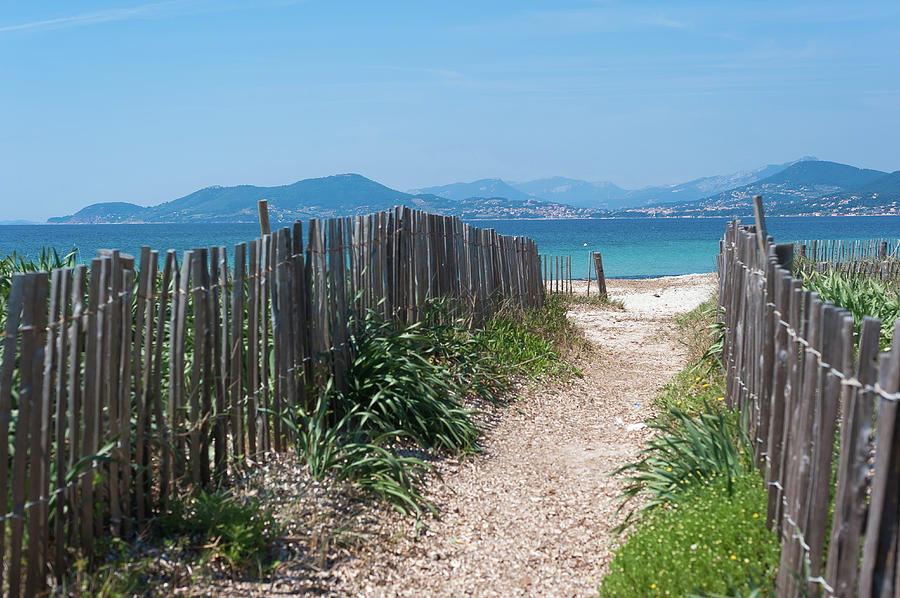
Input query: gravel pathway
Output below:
<box><xmin>323</xmin><ymin>273</ymin><xmax>718</xmax><ymax>597</ymax></box>
<box><xmin>189</xmin><ymin>274</ymin><xmax>716</xmax><ymax>596</ymax></box>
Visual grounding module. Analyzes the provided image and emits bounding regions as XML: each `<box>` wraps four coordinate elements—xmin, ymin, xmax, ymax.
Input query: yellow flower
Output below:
<box><xmin>752</xmin><ymin>513</ymin><xmax>759</xmax><ymax>518</ymax></box>
<box><xmin>717</xmin><ymin>396</ymin><xmax>724</xmax><ymax>401</ymax></box>
<box><xmin>695</xmin><ymin>376</ymin><xmax>701</xmax><ymax>381</ymax></box>
<box><xmin>651</xmin><ymin>584</ymin><xmax>657</xmax><ymax>589</ymax></box>
<box><xmin>666</xmin><ymin>467</ymin><xmax>672</xmax><ymax>472</ymax></box>
<box><xmin>730</xmin><ymin>554</ymin><xmax>737</xmax><ymax>560</ymax></box>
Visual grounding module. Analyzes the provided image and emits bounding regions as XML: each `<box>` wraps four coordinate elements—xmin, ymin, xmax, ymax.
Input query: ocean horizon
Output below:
<box><xmin>2</xmin><ymin>215</ymin><xmax>899</xmax><ymax>279</ymax></box>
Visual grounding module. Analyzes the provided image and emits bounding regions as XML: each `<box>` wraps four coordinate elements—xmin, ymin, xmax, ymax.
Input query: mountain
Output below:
<box><xmin>508</xmin><ymin>177</ymin><xmax>629</xmax><ymax>209</ymax></box>
<box><xmin>49</xmin><ymin>174</ymin><xmax>598</xmax><ymax>223</ymax></box>
<box><xmin>616</xmin><ymin>161</ymin><xmax>893</xmax><ymax>217</ymax></box>
<box><xmin>411</xmin><ymin>178</ymin><xmax>533</xmax><ymax>202</ymax></box>
<box><xmin>620</xmin><ymin>157</ymin><xmax>818</xmax><ymax>206</ymax></box>
<box><xmin>800</xmin><ymin>170</ymin><xmax>900</xmax><ymax>214</ymax></box>
<box><xmin>486</xmin><ymin>157</ymin><xmax>814</xmax><ymax>210</ymax></box>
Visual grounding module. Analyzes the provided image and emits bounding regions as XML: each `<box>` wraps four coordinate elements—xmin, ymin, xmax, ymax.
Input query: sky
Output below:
<box><xmin>1</xmin><ymin>0</ymin><xmax>899</xmax><ymax>221</ymax></box>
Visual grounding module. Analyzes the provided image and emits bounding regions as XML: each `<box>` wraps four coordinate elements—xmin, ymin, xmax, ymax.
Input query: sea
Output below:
<box><xmin>2</xmin><ymin>216</ymin><xmax>900</xmax><ymax>279</ymax></box>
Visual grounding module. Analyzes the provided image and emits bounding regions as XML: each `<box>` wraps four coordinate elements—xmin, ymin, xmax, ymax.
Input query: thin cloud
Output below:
<box><xmin>640</xmin><ymin>13</ymin><xmax>687</xmax><ymax>29</ymax></box>
<box><xmin>0</xmin><ymin>0</ymin><xmax>308</xmax><ymax>35</ymax></box>
<box><xmin>0</xmin><ymin>1</ymin><xmax>180</xmax><ymax>33</ymax></box>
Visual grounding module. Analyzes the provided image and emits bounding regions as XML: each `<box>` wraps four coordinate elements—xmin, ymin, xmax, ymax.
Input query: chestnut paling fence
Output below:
<box><xmin>0</xmin><ymin>206</ymin><xmax>544</xmax><ymax>597</ymax></box>
<box><xmin>795</xmin><ymin>237</ymin><xmax>900</xmax><ymax>280</ymax></box>
<box><xmin>718</xmin><ymin>220</ymin><xmax>899</xmax><ymax>598</ymax></box>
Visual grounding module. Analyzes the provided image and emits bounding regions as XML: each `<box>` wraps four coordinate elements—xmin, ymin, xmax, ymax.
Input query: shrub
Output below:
<box><xmin>599</xmin><ymin>475</ymin><xmax>779</xmax><ymax>598</ymax></box>
<box><xmin>0</xmin><ymin>247</ymin><xmax>77</xmax><ymax>327</ymax></box>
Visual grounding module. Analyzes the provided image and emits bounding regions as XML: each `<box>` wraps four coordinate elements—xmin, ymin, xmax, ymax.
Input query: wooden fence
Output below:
<box><xmin>796</xmin><ymin>238</ymin><xmax>900</xmax><ymax>280</ymax></box>
<box><xmin>0</xmin><ymin>206</ymin><xmax>543</xmax><ymax>597</ymax></box>
<box><xmin>541</xmin><ymin>254</ymin><xmax>573</xmax><ymax>295</ymax></box>
<box><xmin>718</xmin><ymin>220</ymin><xmax>899</xmax><ymax>597</ymax></box>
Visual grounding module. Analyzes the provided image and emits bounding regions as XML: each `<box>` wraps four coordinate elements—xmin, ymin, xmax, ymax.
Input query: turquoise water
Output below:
<box><xmin>2</xmin><ymin>216</ymin><xmax>899</xmax><ymax>279</ymax></box>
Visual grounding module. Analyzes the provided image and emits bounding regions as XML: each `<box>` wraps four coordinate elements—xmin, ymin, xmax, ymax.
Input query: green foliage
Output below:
<box><xmin>655</xmin><ymin>365</ymin><xmax>727</xmax><ymax>417</ymax></box>
<box><xmin>655</xmin><ymin>298</ymin><xmax>726</xmax><ymax>416</ymax></box>
<box><xmin>599</xmin><ymin>475</ymin><xmax>780</xmax><ymax>598</ymax></box>
<box><xmin>613</xmin><ymin>405</ymin><xmax>752</xmax><ymax>528</ymax></box>
<box><xmin>0</xmin><ymin>246</ymin><xmax>77</xmax><ymax>327</ymax></box>
<box><xmin>801</xmin><ymin>270</ymin><xmax>900</xmax><ymax>349</ymax></box>
<box><xmin>480</xmin><ymin>293</ymin><xmax>582</xmax><ymax>379</ymax></box>
<box><xmin>344</xmin><ymin>310</ymin><xmax>481</xmax><ymax>453</ymax></box>
<box><xmin>161</xmin><ymin>490</ymin><xmax>277</xmax><ymax>571</ymax></box>
<box><xmin>289</xmin><ymin>388</ymin><xmax>437</xmax><ymax>518</ymax></box>
<box><xmin>421</xmin><ymin>302</ymin><xmax>509</xmax><ymax>403</ymax></box>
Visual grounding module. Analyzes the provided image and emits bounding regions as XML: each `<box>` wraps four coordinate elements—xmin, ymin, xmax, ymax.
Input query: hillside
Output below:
<box><xmin>49</xmin><ymin>174</ymin><xmax>597</xmax><ymax>223</ymax></box>
<box><xmin>622</xmin><ymin>157</ymin><xmax>816</xmax><ymax>206</ymax></box>
<box><xmin>614</xmin><ymin>160</ymin><xmax>894</xmax><ymax>217</ymax></box>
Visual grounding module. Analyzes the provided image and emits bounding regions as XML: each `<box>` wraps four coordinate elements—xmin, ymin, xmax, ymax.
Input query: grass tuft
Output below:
<box><xmin>161</xmin><ymin>490</ymin><xmax>278</xmax><ymax>572</ymax></box>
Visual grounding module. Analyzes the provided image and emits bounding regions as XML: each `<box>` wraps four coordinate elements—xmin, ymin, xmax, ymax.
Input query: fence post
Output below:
<box><xmin>258</xmin><ymin>199</ymin><xmax>270</xmax><ymax>235</ymax></box>
<box><xmin>593</xmin><ymin>252</ymin><xmax>607</xmax><ymax>298</ymax></box>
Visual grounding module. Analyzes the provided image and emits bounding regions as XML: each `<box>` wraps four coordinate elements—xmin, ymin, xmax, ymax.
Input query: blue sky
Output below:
<box><xmin>2</xmin><ymin>0</ymin><xmax>899</xmax><ymax>220</ymax></box>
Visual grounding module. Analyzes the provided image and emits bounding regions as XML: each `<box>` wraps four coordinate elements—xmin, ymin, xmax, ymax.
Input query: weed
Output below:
<box><xmin>290</xmin><ymin>388</ymin><xmax>437</xmax><ymax>518</ymax></box>
<box><xmin>566</xmin><ymin>293</ymin><xmax>626</xmax><ymax>310</ymax></box>
<box><xmin>161</xmin><ymin>490</ymin><xmax>278</xmax><ymax>572</ymax></box>
<box><xmin>479</xmin><ymin>294</ymin><xmax>584</xmax><ymax>379</ymax></box>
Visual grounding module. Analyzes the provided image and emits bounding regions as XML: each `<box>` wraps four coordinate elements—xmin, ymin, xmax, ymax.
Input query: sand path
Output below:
<box><xmin>319</xmin><ymin>273</ymin><xmax>717</xmax><ymax>597</ymax></box>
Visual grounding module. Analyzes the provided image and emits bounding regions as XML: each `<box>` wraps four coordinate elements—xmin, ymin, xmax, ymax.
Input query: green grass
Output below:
<box><xmin>284</xmin><ymin>294</ymin><xmax>582</xmax><ymax>519</ymax></box>
<box><xmin>479</xmin><ymin>293</ymin><xmax>585</xmax><ymax>379</ymax></box>
<box><xmin>600</xmin><ymin>475</ymin><xmax>779</xmax><ymax>598</ymax></box>
<box><xmin>161</xmin><ymin>490</ymin><xmax>278</xmax><ymax>572</ymax></box>
<box><xmin>655</xmin><ymin>299</ymin><xmax>725</xmax><ymax>417</ymax></box>
<box><xmin>343</xmin><ymin>311</ymin><xmax>482</xmax><ymax>453</ymax></box>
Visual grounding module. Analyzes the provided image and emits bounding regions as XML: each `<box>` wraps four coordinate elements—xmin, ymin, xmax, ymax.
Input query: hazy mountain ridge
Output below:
<box><xmin>423</xmin><ymin>157</ymin><xmax>813</xmax><ymax>210</ymax></box>
<box><xmin>507</xmin><ymin>177</ymin><xmax>629</xmax><ymax>209</ymax></box>
<box><xmin>411</xmin><ymin>179</ymin><xmax>533</xmax><ymax>202</ymax></box>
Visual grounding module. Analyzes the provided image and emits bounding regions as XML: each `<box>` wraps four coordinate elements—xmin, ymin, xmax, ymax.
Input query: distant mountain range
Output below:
<box><xmin>49</xmin><ymin>174</ymin><xmax>596</xmax><ymax>223</ymax></box>
<box><xmin>622</xmin><ymin>161</ymin><xmax>900</xmax><ymax>217</ymax></box>
<box><xmin>47</xmin><ymin>158</ymin><xmax>900</xmax><ymax>224</ymax></box>
<box><xmin>416</xmin><ymin>157</ymin><xmax>817</xmax><ymax>210</ymax></box>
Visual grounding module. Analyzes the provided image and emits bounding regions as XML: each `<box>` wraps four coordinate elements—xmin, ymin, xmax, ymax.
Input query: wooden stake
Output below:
<box><xmin>593</xmin><ymin>251</ymin><xmax>607</xmax><ymax>298</ymax></box>
<box><xmin>258</xmin><ymin>199</ymin><xmax>270</xmax><ymax>236</ymax></box>
<box><xmin>752</xmin><ymin>195</ymin><xmax>767</xmax><ymax>265</ymax></box>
